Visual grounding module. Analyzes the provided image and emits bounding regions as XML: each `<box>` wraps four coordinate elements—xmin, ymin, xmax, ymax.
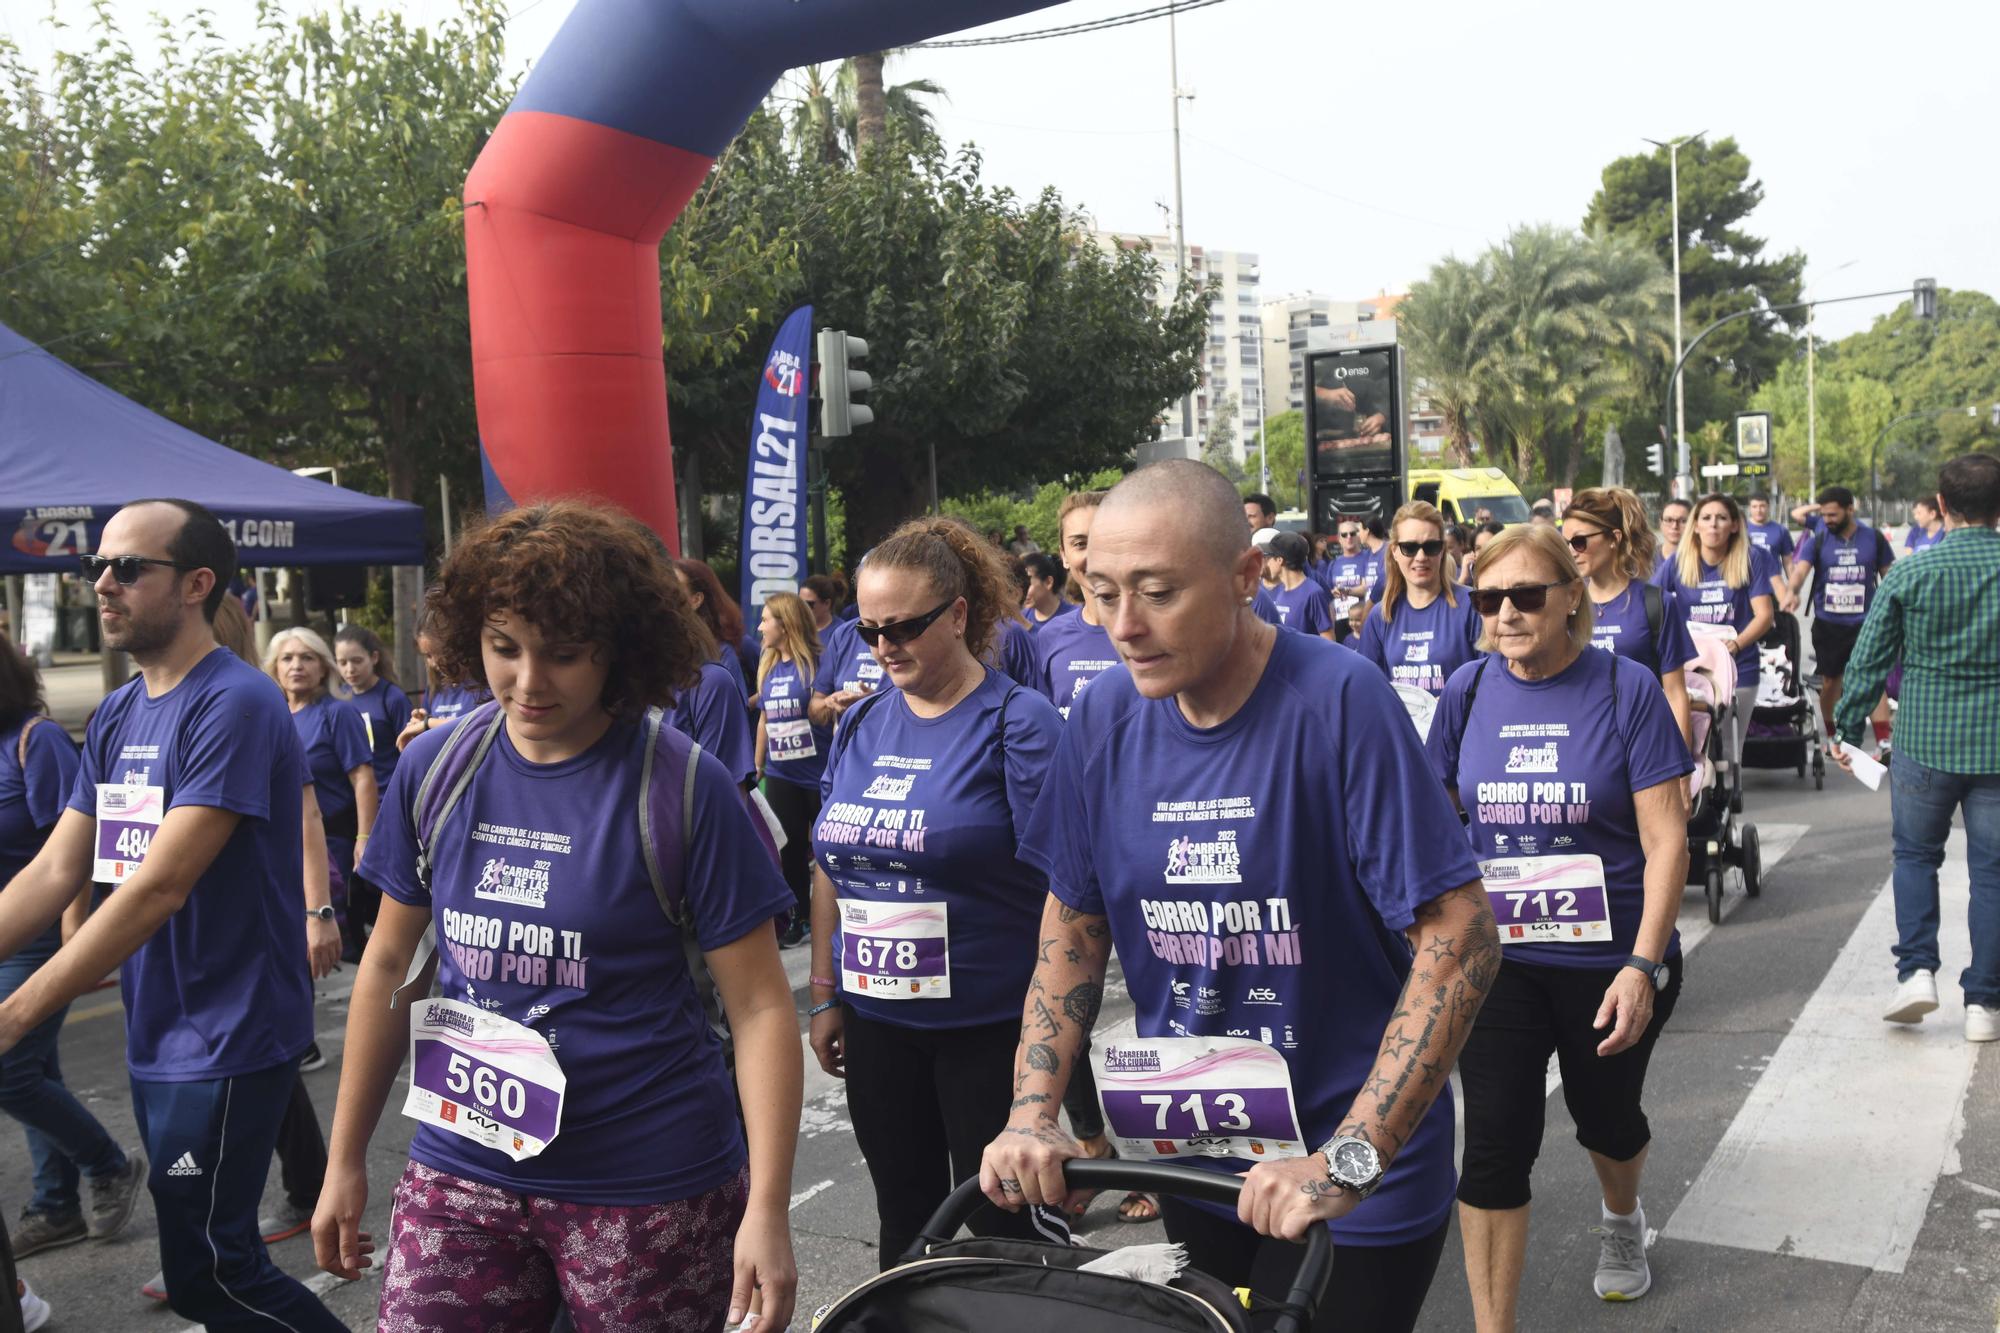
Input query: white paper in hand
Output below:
<box><xmin>1844</xmin><ymin>746</ymin><xmax>1887</xmax><ymax>792</ymax></box>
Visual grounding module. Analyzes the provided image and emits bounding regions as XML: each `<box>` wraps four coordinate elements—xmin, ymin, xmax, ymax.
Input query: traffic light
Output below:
<box><xmin>817</xmin><ymin>330</ymin><xmax>873</xmax><ymax>437</ymax></box>
<box><xmin>1913</xmin><ymin>278</ymin><xmax>1938</xmax><ymax>321</ymax></box>
<box><xmin>1646</xmin><ymin>442</ymin><xmax>1667</xmax><ymax>477</ymax></box>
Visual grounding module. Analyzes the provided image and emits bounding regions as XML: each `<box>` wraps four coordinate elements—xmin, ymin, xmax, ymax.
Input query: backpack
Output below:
<box><xmin>1641</xmin><ymin>582</ymin><xmax>1663</xmax><ymax>646</ymax></box>
<box><xmin>394</xmin><ymin>701</ymin><xmax>733</xmax><ymax>1062</ymax></box>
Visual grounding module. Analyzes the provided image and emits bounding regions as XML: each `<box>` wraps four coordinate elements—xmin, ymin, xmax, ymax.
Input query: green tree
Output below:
<box><xmin>1249</xmin><ymin>410</ymin><xmax>1307</xmax><ymax>510</ymax></box>
<box><xmin>1585</xmin><ymin>136</ymin><xmax>1807</xmax><ymax>446</ymax></box>
<box><xmin>1399</xmin><ymin>256</ymin><xmax>1488</xmax><ymax>465</ymax></box>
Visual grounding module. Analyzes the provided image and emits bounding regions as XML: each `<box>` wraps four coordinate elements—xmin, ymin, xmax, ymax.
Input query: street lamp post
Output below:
<box><xmin>1168</xmin><ymin>5</ymin><xmax>1195</xmax><ymax>450</ymax></box>
<box><xmin>1643</xmin><ymin>132</ymin><xmax>1703</xmax><ymax>498</ymax></box>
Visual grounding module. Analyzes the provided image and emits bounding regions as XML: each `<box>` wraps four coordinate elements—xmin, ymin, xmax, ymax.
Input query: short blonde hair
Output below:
<box><xmin>1469</xmin><ymin>524</ymin><xmax>1594</xmax><ymax>651</ymax></box>
<box><xmin>264</xmin><ymin>627</ymin><xmax>343</xmax><ymax>700</ymax></box>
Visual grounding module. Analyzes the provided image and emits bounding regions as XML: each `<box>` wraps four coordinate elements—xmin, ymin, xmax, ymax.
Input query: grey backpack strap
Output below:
<box><xmin>393</xmin><ymin>706</ymin><xmax>505</xmax><ymax>1009</ymax></box>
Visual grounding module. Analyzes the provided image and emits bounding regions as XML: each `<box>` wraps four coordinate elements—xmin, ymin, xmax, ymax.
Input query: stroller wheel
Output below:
<box><xmin>1814</xmin><ymin>765</ymin><xmax>1824</xmax><ymax>791</ymax></box>
<box><xmin>1705</xmin><ymin>866</ymin><xmax>1724</xmax><ymax>925</ymax></box>
<box><xmin>1741</xmin><ymin>824</ymin><xmax>1762</xmax><ymax>897</ymax></box>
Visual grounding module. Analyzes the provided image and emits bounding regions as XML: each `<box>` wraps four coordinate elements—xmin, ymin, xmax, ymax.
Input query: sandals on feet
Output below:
<box><xmin>1065</xmin><ymin>1137</ymin><xmax>1118</xmax><ymax>1220</ymax></box>
<box><xmin>1117</xmin><ymin>1190</ymin><xmax>1161</xmax><ymax>1223</ymax></box>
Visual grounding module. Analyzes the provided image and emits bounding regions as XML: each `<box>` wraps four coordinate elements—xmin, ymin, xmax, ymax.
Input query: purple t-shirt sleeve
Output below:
<box><xmin>1794</xmin><ymin>532</ymin><xmax>1819</xmax><ymax>571</ymax></box>
<box><xmin>1298</xmin><ymin>587</ymin><xmax>1332</xmax><ymax>636</ymax></box>
<box><xmin>811</xmin><ymin>623</ymin><xmax>852</xmax><ymax>696</ymax></box>
<box><xmin>1748</xmin><ymin>545</ymin><xmax>1780</xmax><ymax>598</ymax></box>
<box><xmin>1356</xmin><ymin>607</ymin><xmax>1387</xmax><ymax>671</ymax></box>
<box><xmin>23</xmin><ymin>723</ymin><xmax>80</xmax><ymax>831</ymax></box>
<box><xmin>997</xmin><ymin>620</ymin><xmax>1039</xmax><ymax>688</ymax></box>
<box><xmin>1617</xmin><ymin>664</ymin><xmax>1695</xmax><ymax>795</ymax></box>
<box><xmin>1425</xmin><ymin>660</ymin><xmax>1480</xmax><ymax>793</ymax></box>
<box><xmin>329</xmin><ymin>701</ymin><xmax>373</xmax><ymax>775</ymax></box>
<box><xmin>165</xmin><ymin>676</ymin><xmax>279</xmax><ymax>820</ymax></box>
<box><xmin>1655</xmin><ymin>588</ymin><xmax>1698</xmax><ymax>672</ymax></box>
<box><xmin>1333</xmin><ymin>665</ymin><xmax>1482</xmax><ymax>931</ymax></box>
<box><xmin>999</xmin><ymin>686</ymin><xmax>1062</xmax><ymax>844</ymax></box>
<box><xmin>357</xmin><ymin>727</ymin><xmax>444</xmax><ymax>906</ymax></box>
<box><xmin>682</xmin><ymin>748</ymin><xmax>795</xmax><ymax>951</ymax></box>
<box><xmin>673</xmin><ymin>664</ymin><xmax>757</xmax><ymax>785</ymax></box>
<box><xmin>1019</xmin><ymin>710</ymin><xmax>1105</xmax><ymax>916</ymax></box>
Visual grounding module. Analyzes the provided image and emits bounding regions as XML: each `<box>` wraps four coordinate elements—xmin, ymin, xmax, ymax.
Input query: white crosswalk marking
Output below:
<box><xmin>1665</xmin><ymin>831</ymin><xmax>1980</xmax><ymax>1273</ymax></box>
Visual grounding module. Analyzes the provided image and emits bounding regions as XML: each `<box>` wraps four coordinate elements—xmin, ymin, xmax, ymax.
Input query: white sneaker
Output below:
<box><xmin>1591</xmin><ymin>1205</ymin><xmax>1651</xmax><ymax>1302</ymax></box>
<box><xmin>1968</xmin><ymin>1005</ymin><xmax>2000</xmax><ymax>1043</ymax></box>
<box><xmin>19</xmin><ymin>1278</ymin><xmax>51</xmax><ymax>1333</ymax></box>
<box><xmin>1883</xmin><ymin>970</ymin><xmax>1939</xmax><ymax>1024</ymax></box>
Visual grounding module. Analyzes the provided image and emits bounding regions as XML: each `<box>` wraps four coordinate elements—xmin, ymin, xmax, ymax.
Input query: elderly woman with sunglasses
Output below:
<box><xmin>1357</xmin><ymin>501</ymin><xmax>1483</xmax><ymax>702</ymax></box>
<box><xmin>807</xmin><ymin>517</ymin><xmax>1071</xmax><ymax>1266</ymax></box>
<box><xmin>1425</xmin><ymin>523</ymin><xmax>1694</xmax><ymax>1327</ymax></box>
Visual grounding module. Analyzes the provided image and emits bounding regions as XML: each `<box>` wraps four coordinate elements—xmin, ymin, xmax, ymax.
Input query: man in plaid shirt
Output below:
<box><xmin>1830</xmin><ymin>454</ymin><xmax>2000</xmax><ymax>1042</ymax></box>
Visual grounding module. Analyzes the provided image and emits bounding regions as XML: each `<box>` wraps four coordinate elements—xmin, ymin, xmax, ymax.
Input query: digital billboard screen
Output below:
<box><xmin>1308</xmin><ymin>347</ymin><xmax>1398</xmax><ymax>478</ymax></box>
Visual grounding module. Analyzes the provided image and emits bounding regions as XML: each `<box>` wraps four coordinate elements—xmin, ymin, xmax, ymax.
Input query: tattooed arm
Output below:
<box><xmin>1237</xmin><ymin>879</ymin><xmax>1498</xmax><ymax>1241</ymax></box>
<box><xmin>978</xmin><ymin>893</ymin><xmax>1113</xmax><ymax>1211</ymax></box>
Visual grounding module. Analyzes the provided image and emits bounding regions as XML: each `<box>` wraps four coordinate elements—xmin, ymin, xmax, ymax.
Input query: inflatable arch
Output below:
<box><xmin>465</xmin><ymin>0</ymin><xmax>1065</xmax><ymax>549</ymax></box>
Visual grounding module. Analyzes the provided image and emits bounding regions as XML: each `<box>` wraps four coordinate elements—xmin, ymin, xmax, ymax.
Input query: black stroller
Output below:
<box><xmin>810</xmin><ymin>1159</ymin><xmax>1332</xmax><ymax>1332</ymax></box>
<box><xmin>1742</xmin><ymin>611</ymin><xmax>1825</xmax><ymax>791</ymax></box>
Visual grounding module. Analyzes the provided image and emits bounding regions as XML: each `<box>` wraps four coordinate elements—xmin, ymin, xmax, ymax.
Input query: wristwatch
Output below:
<box><xmin>309</xmin><ymin>905</ymin><xmax>337</xmax><ymax>923</ymax></box>
<box><xmin>1621</xmin><ymin>953</ymin><xmax>1669</xmax><ymax>991</ymax></box>
<box><xmin>1317</xmin><ymin>1134</ymin><xmax>1383</xmax><ymax>1200</ymax></box>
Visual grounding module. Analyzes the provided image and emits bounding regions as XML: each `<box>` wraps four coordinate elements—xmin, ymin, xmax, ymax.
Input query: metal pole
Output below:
<box><xmin>440</xmin><ymin>473</ymin><xmax>455</xmax><ymax>555</ymax></box>
<box><xmin>1667</xmin><ymin>142</ymin><xmax>1688</xmax><ymax>498</ymax></box>
<box><xmin>1169</xmin><ymin>4</ymin><xmax>1193</xmax><ymax>446</ymax></box>
<box><xmin>1254</xmin><ymin>319</ymin><xmax>1269</xmax><ymax>494</ymax></box>
<box><xmin>928</xmin><ymin>441</ymin><xmax>939</xmax><ymax>514</ymax></box>
<box><xmin>810</xmin><ymin>445</ymin><xmax>829</xmax><ymax>576</ymax></box>
<box><xmin>1806</xmin><ymin>303</ymin><xmax>1818</xmax><ymax>500</ymax></box>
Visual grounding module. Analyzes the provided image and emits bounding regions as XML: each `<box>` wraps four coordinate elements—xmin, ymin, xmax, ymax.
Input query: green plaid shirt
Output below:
<box><xmin>1835</xmin><ymin>525</ymin><xmax>2000</xmax><ymax>773</ymax></box>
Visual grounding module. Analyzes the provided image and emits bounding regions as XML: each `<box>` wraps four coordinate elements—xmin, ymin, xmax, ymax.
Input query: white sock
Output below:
<box><xmin>1603</xmin><ymin>1200</ymin><xmax>1643</xmax><ymax>1228</ymax></box>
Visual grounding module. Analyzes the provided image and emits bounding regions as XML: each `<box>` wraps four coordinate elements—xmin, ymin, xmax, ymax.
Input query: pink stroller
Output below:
<box><xmin>1683</xmin><ymin>623</ymin><xmax>1762</xmax><ymax>923</ymax></box>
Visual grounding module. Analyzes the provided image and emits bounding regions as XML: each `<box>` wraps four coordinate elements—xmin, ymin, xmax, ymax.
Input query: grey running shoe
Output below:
<box><xmin>10</xmin><ymin>1208</ymin><xmax>86</xmax><ymax>1259</ymax></box>
<box><xmin>298</xmin><ymin>1041</ymin><xmax>328</xmax><ymax>1073</ymax></box>
<box><xmin>260</xmin><ymin>1197</ymin><xmax>314</xmax><ymax>1244</ymax></box>
<box><xmin>85</xmin><ymin>1146</ymin><xmax>148</xmax><ymax>1239</ymax></box>
<box><xmin>1592</xmin><ymin>1213</ymin><xmax>1652</xmax><ymax>1301</ymax></box>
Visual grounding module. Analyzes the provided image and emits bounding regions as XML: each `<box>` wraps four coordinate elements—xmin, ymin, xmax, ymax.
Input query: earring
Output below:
<box><xmin>1242</xmin><ymin>595</ymin><xmax>1254</xmax><ymax>606</ymax></box>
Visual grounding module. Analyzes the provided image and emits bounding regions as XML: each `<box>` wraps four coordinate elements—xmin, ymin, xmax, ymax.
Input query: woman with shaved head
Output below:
<box><xmin>982</xmin><ymin>461</ymin><xmax>1497</xmax><ymax>1331</ymax></box>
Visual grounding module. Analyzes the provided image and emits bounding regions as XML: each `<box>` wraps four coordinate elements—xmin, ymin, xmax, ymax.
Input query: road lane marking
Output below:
<box><xmin>1664</xmin><ymin>832</ymin><xmax>1979</xmax><ymax>1273</ymax></box>
<box><xmin>790</xmin><ymin>1179</ymin><xmax>835</xmax><ymax>1211</ymax></box>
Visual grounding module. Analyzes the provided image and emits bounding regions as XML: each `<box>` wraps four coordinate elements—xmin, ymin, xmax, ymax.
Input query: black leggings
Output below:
<box><xmin>762</xmin><ymin>777</ymin><xmax>822</xmax><ymax>917</ymax></box>
<box><xmin>273</xmin><ymin>1071</ymin><xmax>326</xmax><ymax>1212</ymax></box>
<box><xmin>1456</xmin><ymin>955</ymin><xmax>1683</xmax><ymax>1211</ymax></box>
<box><xmin>1160</xmin><ymin>1197</ymin><xmax>1449</xmax><ymax>1333</ymax></box>
<box><xmin>842</xmin><ymin>1008</ymin><xmax>1070</xmax><ymax>1266</ymax></box>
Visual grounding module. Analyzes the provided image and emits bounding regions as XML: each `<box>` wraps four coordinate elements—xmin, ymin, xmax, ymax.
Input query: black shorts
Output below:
<box><xmin>1811</xmin><ymin>617</ymin><xmax>1864</xmax><ymax>678</ymax></box>
<box><xmin>1455</xmin><ymin>955</ymin><xmax>1682</xmax><ymax>1212</ymax></box>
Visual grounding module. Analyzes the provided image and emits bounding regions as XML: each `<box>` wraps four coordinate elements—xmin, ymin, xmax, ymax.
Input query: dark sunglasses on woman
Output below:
<box><xmin>1394</xmin><ymin>540</ymin><xmax>1444</xmax><ymax>558</ymax></box>
<box><xmin>1470</xmin><ymin>581</ymin><xmax>1570</xmax><ymax>616</ymax></box>
<box><xmin>854</xmin><ymin>599</ymin><xmax>955</xmax><ymax>647</ymax></box>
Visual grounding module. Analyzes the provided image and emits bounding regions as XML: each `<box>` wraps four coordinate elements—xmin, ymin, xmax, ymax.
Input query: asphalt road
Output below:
<box><xmin>11</xmin><ymin>660</ymin><xmax>1998</xmax><ymax>1331</ymax></box>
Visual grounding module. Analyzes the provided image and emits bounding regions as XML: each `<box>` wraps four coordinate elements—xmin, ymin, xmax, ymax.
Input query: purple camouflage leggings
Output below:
<box><xmin>378</xmin><ymin>1160</ymin><xmax>747</xmax><ymax>1333</ymax></box>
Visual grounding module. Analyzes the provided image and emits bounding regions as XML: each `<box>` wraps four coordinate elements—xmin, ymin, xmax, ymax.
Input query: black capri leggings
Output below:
<box><xmin>761</xmin><ymin>776</ymin><xmax>822</xmax><ymax>917</ymax></box>
<box><xmin>1456</xmin><ymin>955</ymin><xmax>1683</xmax><ymax>1211</ymax></box>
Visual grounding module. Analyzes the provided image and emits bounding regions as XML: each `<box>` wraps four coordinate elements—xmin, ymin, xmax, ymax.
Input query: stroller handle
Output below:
<box><xmin>913</xmin><ymin>1157</ymin><xmax>1334</xmax><ymax>1330</ymax></box>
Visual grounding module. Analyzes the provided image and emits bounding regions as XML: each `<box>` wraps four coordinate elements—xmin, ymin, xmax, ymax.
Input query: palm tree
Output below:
<box><xmin>782</xmin><ymin>53</ymin><xmax>947</xmax><ymax>167</ymax></box>
<box><xmin>1400</xmin><ymin>256</ymin><xmax>1486</xmax><ymax>466</ymax></box>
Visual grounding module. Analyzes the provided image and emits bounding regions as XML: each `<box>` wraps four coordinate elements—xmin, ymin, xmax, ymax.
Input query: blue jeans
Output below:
<box><xmin>0</xmin><ymin>947</ymin><xmax>128</xmax><ymax>1216</ymax></box>
<box><xmin>1889</xmin><ymin>750</ymin><xmax>2000</xmax><ymax>1006</ymax></box>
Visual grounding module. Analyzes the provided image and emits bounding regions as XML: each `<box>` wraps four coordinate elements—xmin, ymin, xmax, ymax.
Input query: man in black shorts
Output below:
<box><xmin>1787</xmin><ymin>487</ymin><xmax>1895</xmax><ymax>739</ymax></box>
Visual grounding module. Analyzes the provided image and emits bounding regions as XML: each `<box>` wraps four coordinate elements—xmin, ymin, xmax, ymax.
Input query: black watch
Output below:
<box><xmin>1318</xmin><ymin>1134</ymin><xmax>1383</xmax><ymax>1200</ymax></box>
<box><xmin>1621</xmin><ymin>954</ymin><xmax>1668</xmax><ymax>991</ymax></box>
<box><xmin>309</xmin><ymin>905</ymin><xmax>337</xmax><ymax>923</ymax></box>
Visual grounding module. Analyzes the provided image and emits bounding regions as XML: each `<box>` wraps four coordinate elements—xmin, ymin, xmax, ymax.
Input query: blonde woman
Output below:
<box><xmin>1562</xmin><ymin>488</ymin><xmax>1696</xmax><ymax>750</ymax></box>
<box><xmin>1655</xmin><ymin>493</ymin><xmax>1777</xmax><ymax>771</ymax></box>
<box><xmin>1357</xmin><ymin>501</ymin><xmax>1482</xmax><ymax>697</ymax></box>
<box><xmin>266</xmin><ymin>628</ymin><xmax>377</xmax><ymax>916</ymax></box>
<box><xmin>755</xmin><ymin>591</ymin><xmax>828</xmax><ymax>947</ymax></box>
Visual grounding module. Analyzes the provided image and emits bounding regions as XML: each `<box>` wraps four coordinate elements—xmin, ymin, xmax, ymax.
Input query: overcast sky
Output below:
<box><xmin>8</xmin><ymin>0</ymin><xmax>1993</xmax><ymax>339</ymax></box>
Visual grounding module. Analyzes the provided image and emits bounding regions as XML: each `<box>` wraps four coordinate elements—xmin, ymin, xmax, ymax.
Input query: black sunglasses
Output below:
<box><xmin>1395</xmin><ymin>540</ymin><xmax>1445</xmax><ymax>558</ymax></box>
<box><xmin>1565</xmin><ymin>530</ymin><xmax>1606</xmax><ymax>553</ymax></box>
<box><xmin>1470</xmin><ymin>581</ymin><xmax>1571</xmax><ymax>616</ymax></box>
<box><xmin>1338</xmin><ymin>528</ymin><xmax>1362</xmax><ymax>538</ymax></box>
<box><xmin>855</xmin><ymin>599</ymin><xmax>955</xmax><ymax>648</ymax></box>
<box><xmin>79</xmin><ymin>554</ymin><xmax>197</xmax><ymax>585</ymax></box>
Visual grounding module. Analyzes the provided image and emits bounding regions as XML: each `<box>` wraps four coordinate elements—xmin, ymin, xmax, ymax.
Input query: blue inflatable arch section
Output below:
<box><xmin>466</xmin><ymin>0</ymin><xmax>1066</xmax><ymax>547</ymax></box>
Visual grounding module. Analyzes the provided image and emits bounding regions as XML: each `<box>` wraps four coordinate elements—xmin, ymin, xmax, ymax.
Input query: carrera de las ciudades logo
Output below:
<box><xmin>1164</xmin><ymin>830</ymin><xmax>1243</xmax><ymax>885</ymax></box>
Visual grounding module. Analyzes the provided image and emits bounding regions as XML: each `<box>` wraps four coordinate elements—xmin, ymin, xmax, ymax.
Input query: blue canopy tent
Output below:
<box><xmin>0</xmin><ymin>319</ymin><xmax>425</xmax><ymax>572</ymax></box>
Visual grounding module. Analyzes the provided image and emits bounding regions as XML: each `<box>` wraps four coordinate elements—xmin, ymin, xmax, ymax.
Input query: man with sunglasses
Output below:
<box><xmin>1326</xmin><ymin>519</ymin><xmax>1372</xmax><ymax>642</ymax></box>
<box><xmin>984</xmin><ymin>461</ymin><xmax>1495</xmax><ymax>1332</ymax></box>
<box><xmin>0</xmin><ymin>500</ymin><xmax>343</xmax><ymax>1330</ymax></box>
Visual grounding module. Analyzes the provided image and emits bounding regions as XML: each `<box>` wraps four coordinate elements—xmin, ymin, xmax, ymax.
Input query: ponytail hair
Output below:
<box><xmin>866</xmin><ymin>516</ymin><xmax>1022</xmax><ymax>663</ymax></box>
<box><xmin>1565</xmin><ymin>487</ymin><xmax>1656</xmax><ymax>584</ymax></box>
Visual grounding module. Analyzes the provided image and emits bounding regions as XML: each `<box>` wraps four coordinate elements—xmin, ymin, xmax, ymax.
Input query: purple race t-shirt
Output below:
<box><xmin>1656</xmin><ymin>545</ymin><xmax>1781</xmax><ymax>682</ymax></box>
<box><xmin>1</xmin><ymin>720</ymin><xmax>80</xmax><ymax>964</ymax></box>
<box><xmin>363</xmin><ymin>716</ymin><xmax>792</xmax><ymax>1204</ymax></box>
<box><xmin>1021</xmin><ymin>631</ymin><xmax>1482</xmax><ymax>1247</ymax></box>
<box><xmin>812</xmin><ymin>618</ymin><xmax>887</xmax><ymax>699</ymax></box>
<box><xmin>291</xmin><ymin>695</ymin><xmax>372</xmax><ymax>822</ymax></box>
<box><xmin>1250</xmin><ymin>586</ymin><xmax>1282</xmax><ymax>628</ymax></box>
<box><xmin>67</xmin><ymin>648</ymin><xmax>312</xmax><ymax>1080</ymax></box>
<box><xmin>814</xmin><ymin>670</ymin><xmax>1060</xmax><ymax>1028</ymax></box>
<box><xmin>1796</xmin><ymin>523</ymin><xmax>1895</xmax><ymax>626</ymax></box>
<box><xmin>1904</xmin><ymin>525</ymin><xmax>1942</xmax><ymax>554</ymax></box>
<box><xmin>1326</xmin><ymin>551</ymin><xmax>1369</xmax><ymax>618</ymax></box>
<box><xmin>1426</xmin><ymin>650</ymin><xmax>1695</xmax><ymax>970</ymax></box>
<box><xmin>756</xmin><ymin>656</ymin><xmax>830</xmax><ymax>789</ymax></box>
<box><xmin>424</xmin><ymin>683</ymin><xmax>490</xmax><ymax>722</ymax></box>
<box><xmin>1356</xmin><ymin>591</ymin><xmax>1482</xmax><ymax>696</ymax></box>
<box><xmin>1589</xmin><ymin>583</ymin><xmax>1697</xmax><ymax>678</ymax></box>
<box><xmin>348</xmin><ymin>679</ymin><xmax>413</xmax><ymax>785</ymax></box>
<box><xmin>1745</xmin><ymin>520</ymin><xmax>1794</xmax><ymax>562</ymax></box>
<box><xmin>1270</xmin><ymin>580</ymin><xmax>1333</xmax><ymax>636</ymax></box>
<box><xmin>993</xmin><ymin>616</ymin><xmax>1040</xmax><ymax>688</ymax></box>
<box><xmin>1359</xmin><ymin>548</ymin><xmax>1387</xmax><ymax>601</ymax></box>
<box><xmin>670</xmin><ymin>659</ymin><xmax>756</xmax><ymax>785</ymax></box>
<box><xmin>1027</xmin><ymin>602</ymin><xmax>1077</xmax><ymax>631</ymax></box>
<box><xmin>1032</xmin><ymin>611</ymin><xmax>1121</xmax><ymax>720</ymax></box>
